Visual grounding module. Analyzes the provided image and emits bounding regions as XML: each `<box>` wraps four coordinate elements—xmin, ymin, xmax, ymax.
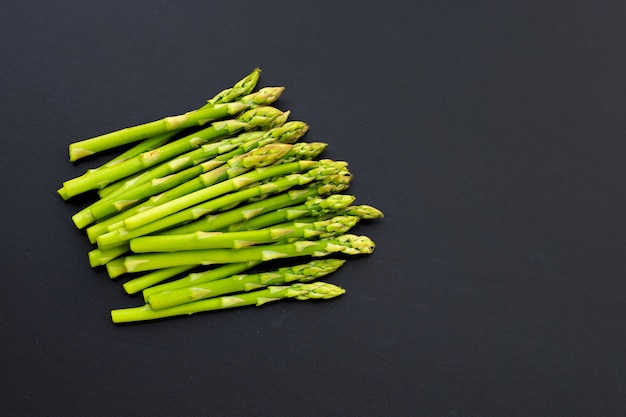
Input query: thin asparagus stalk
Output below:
<box><xmin>106</xmin><ymin>234</ymin><xmax>375</xmax><ymax>278</ymax></box>
<box><xmin>128</xmin><ymin>261</ymin><xmax>258</xmax><ymax>296</ymax></box>
<box><xmin>141</xmin><ymin>261</ymin><xmax>261</xmax><ymax>300</ymax></box>
<box><xmin>61</xmin><ymin>102</ymin><xmax>286</xmax><ymax>199</ymax></box>
<box><xmin>147</xmin><ymin>258</ymin><xmax>345</xmax><ymax>310</ymax></box>
<box><xmin>254</xmin><ymin>204</ymin><xmax>385</xmax><ymax>228</ymax></box>
<box><xmin>69</xmin><ymin>103</ymin><xmax>245</xmax><ymax>162</ymax></box>
<box><xmin>130</xmin><ymin>215</ymin><xmax>360</xmax><ymax>252</ymax></box>
<box><xmin>111</xmin><ymin>281</ymin><xmax>346</xmax><ymax>323</ymax></box>
<box><xmin>95</xmin><ymin>161</ymin><xmax>348</xmax><ymax>250</ymax></box>
<box><xmin>162</xmin><ymin>191</ymin><xmax>355</xmax><ymax>236</ymax></box>
<box><xmin>67</xmin><ymin>71</ymin><xmax>267</xmax><ymax>162</ymax></box>
<box><xmin>226</xmin><ymin>194</ymin><xmax>356</xmax><ymax>232</ymax></box>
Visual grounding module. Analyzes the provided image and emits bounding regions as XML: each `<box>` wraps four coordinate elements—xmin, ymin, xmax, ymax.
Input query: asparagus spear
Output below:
<box><xmin>69</xmin><ymin>103</ymin><xmax>244</xmax><ymax>162</ymax></box>
<box><xmin>130</xmin><ymin>215</ymin><xmax>360</xmax><ymax>252</ymax></box>
<box><xmin>95</xmin><ymin>161</ymin><xmax>348</xmax><ymax>250</ymax></box>
<box><xmin>111</xmin><ymin>281</ymin><xmax>346</xmax><ymax>323</ymax></box>
<box><xmin>61</xmin><ymin>103</ymin><xmax>286</xmax><ymax>198</ymax></box>
<box><xmin>106</xmin><ymin>234</ymin><xmax>374</xmax><ymax>278</ymax></box>
<box><xmin>147</xmin><ymin>258</ymin><xmax>345</xmax><ymax>310</ymax></box>
<box><xmin>124</xmin><ymin>261</ymin><xmax>259</xmax><ymax>295</ymax></box>
<box><xmin>141</xmin><ymin>262</ymin><xmax>261</xmax><ymax>300</ymax></box>
<box><xmin>162</xmin><ymin>192</ymin><xmax>355</xmax><ymax>236</ymax></box>
<box><xmin>67</xmin><ymin>71</ymin><xmax>267</xmax><ymax>162</ymax></box>
<box><xmin>225</xmin><ymin>194</ymin><xmax>357</xmax><ymax>232</ymax></box>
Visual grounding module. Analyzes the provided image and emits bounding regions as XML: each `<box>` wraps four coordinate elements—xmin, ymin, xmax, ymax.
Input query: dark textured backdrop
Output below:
<box><xmin>2</xmin><ymin>1</ymin><xmax>626</xmax><ymax>416</ymax></box>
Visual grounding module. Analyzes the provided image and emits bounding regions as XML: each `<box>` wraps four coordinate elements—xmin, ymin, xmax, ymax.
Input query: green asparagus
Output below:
<box><xmin>95</xmin><ymin>160</ymin><xmax>348</xmax><ymax>250</ymax></box>
<box><xmin>111</xmin><ymin>281</ymin><xmax>346</xmax><ymax>323</ymax></box>
<box><xmin>106</xmin><ymin>234</ymin><xmax>375</xmax><ymax>278</ymax></box>
<box><xmin>82</xmin><ymin>143</ymin><xmax>293</xmax><ymax>226</ymax></box>
<box><xmin>147</xmin><ymin>258</ymin><xmax>345</xmax><ymax>310</ymax></box>
<box><xmin>141</xmin><ymin>262</ymin><xmax>261</xmax><ymax>300</ymax></box>
<box><xmin>162</xmin><ymin>192</ymin><xmax>355</xmax><ymax>236</ymax></box>
<box><xmin>61</xmin><ymin>103</ymin><xmax>286</xmax><ymax>198</ymax></box>
<box><xmin>130</xmin><ymin>215</ymin><xmax>359</xmax><ymax>252</ymax></box>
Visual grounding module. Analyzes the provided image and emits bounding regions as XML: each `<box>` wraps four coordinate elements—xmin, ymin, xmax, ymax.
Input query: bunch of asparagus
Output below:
<box><xmin>58</xmin><ymin>69</ymin><xmax>383</xmax><ymax>324</ymax></box>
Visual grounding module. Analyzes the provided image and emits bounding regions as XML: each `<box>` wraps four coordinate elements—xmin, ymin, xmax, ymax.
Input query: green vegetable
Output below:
<box><xmin>106</xmin><ymin>234</ymin><xmax>375</xmax><ymax>278</ymax></box>
<box><xmin>95</xmin><ymin>160</ymin><xmax>348</xmax><ymax>250</ymax></box>
<box><xmin>147</xmin><ymin>258</ymin><xmax>345</xmax><ymax>310</ymax></box>
<box><xmin>61</xmin><ymin>103</ymin><xmax>286</xmax><ymax>198</ymax></box>
<box><xmin>56</xmin><ymin>69</ymin><xmax>384</xmax><ymax>324</ymax></box>
<box><xmin>111</xmin><ymin>281</ymin><xmax>346</xmax><ymax>323</ymax></box>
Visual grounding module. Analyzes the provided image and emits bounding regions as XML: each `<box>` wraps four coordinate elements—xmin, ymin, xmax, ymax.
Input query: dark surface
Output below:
<box><xmin>2</xmin><ymin>1</ymin><xmax>626</xmax><ymax>416</ymax></box>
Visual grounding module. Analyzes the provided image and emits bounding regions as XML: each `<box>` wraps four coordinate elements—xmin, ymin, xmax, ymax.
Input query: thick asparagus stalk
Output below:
<box><xmin>106</xmin><ymin>234</ymin><xmax>375</xmax><ymax>278</ymax></box>
<box><xmin>61</xmin><ymin>103</ymin><xmax>286</xmax><ymax>198</ymax></box>
<box><xmin>111</xmin><ymin>281</ymin><xmax>346</xmax><ymax>323</ymax></box>
<box><xmin>88</xmin><ymin>245</ymin><xmax>130</xmax><ymax>267</ymax></box>
<box><xmin>95</xmin><ymin>161</ymin><xmax>348</xmax><ymax>250</ymax></box>
<box><xmin>130</xmin><ymin>215</ymin><xmax>359</xmax><ymax>252</ymax></box>
<box><xmin>147</xmin><ymin>258</ymin><xmax>345</xmax><ymax>310</ymax></box>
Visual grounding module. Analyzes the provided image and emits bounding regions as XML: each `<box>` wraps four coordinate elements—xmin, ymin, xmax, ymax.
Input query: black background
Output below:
<box><xmin>2</xmin><ymin>1</ymin><xmax>626</xmax><ymax>416</ymax></box>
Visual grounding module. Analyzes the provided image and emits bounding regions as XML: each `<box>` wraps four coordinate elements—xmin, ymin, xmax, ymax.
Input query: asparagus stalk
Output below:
<box><xmin>67</xmin><ymin>71</ymin><xmax>267</xmax><ymax>162</ymax></box>
<box><xmin>88</xmin><ymin>245</ymin><xmax>130</xmax><ymax>267</ymax></box>
<box><xmin>106</xmin><ymin>234</ymin><xmax>375</xmax><ymax>278</ymax></box>
<box><xmin>162</xmin><ymin>192</ymin><xmax>355</xmax><ymax>236</ymax></box>
<box><xmin>244</xmin><ymin>204</ymin><xmax>383</xmax><ymax>232</ymax></box>
<box><xmin>95</xmin><ymin>161</ymin><xmax>348</xmax><ymax>250</ymax></box>
<box><xmin>61</xmin><ymin>103</ymin><xmax>286</xmax><ymax>199</ymax></box>
<box><xmin>69</xmin><ymin>103</ymin><xmax>244</xmax><ymax>162</ymax></box>
<box><xmin>147</xmin><ymin>258</ymin><xmax>345</xmax><ymax>310</ymax></box>
<box><xmin>225</xmin><ymin>194</ymin><xmax>356</xmax><ymax>232</ymax></box>
<box><xmin>130</xmin><ymin>215</ymin><xmax>360</xmax><ymax>252</ymax></box>
<box><xmin>111</xmin><ymin>281</ymin><xmax>346</xmax><ymax>323</ymax></box>
<box><xmin>141</xmin><ymin>262</ymin><xmax>261</xmax><ymax>300</ymax></box>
